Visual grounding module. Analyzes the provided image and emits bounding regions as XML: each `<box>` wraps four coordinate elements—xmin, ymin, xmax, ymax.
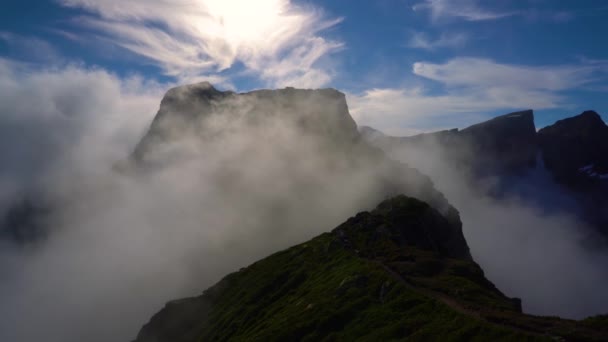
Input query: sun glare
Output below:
<box><xmin>194</xmin><ymin>0</ymin><xmax>303</xmax><ymax>57</ymax></box>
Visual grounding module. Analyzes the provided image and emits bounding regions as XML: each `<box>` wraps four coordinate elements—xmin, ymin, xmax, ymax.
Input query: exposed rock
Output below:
<box><xmin>459</xmin><ymin>110</ymin><xmax>537</xmax><ymax>174</ymax></box>
<box><xmin>538</xmin><ymin>110</ymin><xmax>608</xmax><ymax>184</ymax></box>
<box><xmin>333</xmin><ymin>195</ymin><xmax>471</xmax><ymax>260</ymax></box>
<box><xmin>362</xmin><ymin>110</ymin><xmax>538</xmax><ymax>177</ymax></box>
<box><xmin>538</xmin><ymin>110</ymin><xmax>608</xmax><ymax>235</ymax></box>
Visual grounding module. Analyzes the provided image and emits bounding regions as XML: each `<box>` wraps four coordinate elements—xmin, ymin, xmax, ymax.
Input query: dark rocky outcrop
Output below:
<box><xmin>134</xmin><ymin>196</ymin><xmax>607</xmax><ymax>342</ymax></box>
<box><xmin>459</xmin><ymin>110</ymin><xmax>537</xmax><ymax>174</ymax></box>
<box><xmin>334</xmin><ymin>195</ymin><xmax>471</xmax><ymax>260</ymax></box>
<box><xmin>538</xmin><ymin>110</ymin><xmax>608</xmax><ymax>185</ymax></box>
<box><xmin>538</xmin><ymin>110</ymin><xmax>608</xmax><ymax>235</ymax></box>
<box><xmin>361</xmin><ymin>110</ymin><xmax>538</xmax><ymax>177</ymax></box>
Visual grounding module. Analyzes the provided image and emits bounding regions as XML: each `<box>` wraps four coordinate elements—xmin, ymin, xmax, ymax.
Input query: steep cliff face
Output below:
<box><xmin>361</xmin><ymin>110</ymin><xmax>538</xmax><ymax>177</ymax></box>
<box><xmin>538</xmin><ymin>110</ymin><xmax>608</xmax><ymax>184</ymax></box>
<box><xmin>459</xmin><ymin>110</ymin><xmax>537</xmax><ymax>174</ymax></box>
<box><xmin>538</xmin><ymin>110</ymin><xmax>608</xmax><ymax>234</ymax></box>
<box><xmin>134</xmin><ymin>196</ymin><xmax>607</xmax><ymax>342</ymax></box>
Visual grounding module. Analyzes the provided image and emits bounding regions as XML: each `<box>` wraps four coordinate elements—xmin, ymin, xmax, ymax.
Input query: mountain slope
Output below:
<box><xmin>134</xmin><ymin>196</ymin><xmax>608</xmax><ymax>341</ymax></box>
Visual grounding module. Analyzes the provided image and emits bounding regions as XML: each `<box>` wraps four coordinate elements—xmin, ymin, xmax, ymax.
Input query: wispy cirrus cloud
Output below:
<box><xmin>407</xmin><ymin>31</ymin><xmax>468</xmax><ymax>50</ymax></box>
<box><xmin>349</xmin><ymin>58</ymin><xmax>607</xmax><ymax>135</ymax></box>
<box><xmin>413</xmin><ymin>0</ymin><xmax>518</xmax><ymax>22</ymax></box>
<box><xmin>412</xmin><ymin>57</ymin><xmax>604</xmax><ymax>91</ymax></box>
<box><xmin>59</xmin><ymin>0</ymin><xmax>343</xmax><ymax>87</ymax></box>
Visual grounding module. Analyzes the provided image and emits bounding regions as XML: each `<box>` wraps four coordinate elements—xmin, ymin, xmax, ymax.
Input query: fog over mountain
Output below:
<box><xmin>1</xmin><ymin>62</ymin><xmax>607</xmax><ymax>341</ymax></box>
<box><xmin>0</xmin><ymin>75</ymin><xmax>452</xmax><ymax>342</ymax></box>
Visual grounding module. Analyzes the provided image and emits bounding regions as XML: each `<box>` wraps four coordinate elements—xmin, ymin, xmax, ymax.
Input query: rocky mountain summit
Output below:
<box><xmin>538</xmin><ymin>110</ymin><xmax>608</xmax><ymax>184</ymax></box>
<box><xmin>135</xmin><ymin>196</ymin><xmax>608</xmax><ymax>341</ymax></box>
<box><xmin>132</xmin><ymin>82</ymin><xmax>359</xmax><ymax>163</ymax></box>
<box><xmin>459</xmin><ymin>110</ymin><xmax>537</xmax><ymax>173</ymax></box>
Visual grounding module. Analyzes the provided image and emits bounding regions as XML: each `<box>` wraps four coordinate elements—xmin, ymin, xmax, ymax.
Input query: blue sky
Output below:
<box><xmin>1</xmin><ymin>0</ymin><xmax>607</xmax><ymax>134</ymax></box>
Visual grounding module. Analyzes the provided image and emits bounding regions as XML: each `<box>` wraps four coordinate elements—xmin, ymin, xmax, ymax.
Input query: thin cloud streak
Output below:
<box><xmin>413</xmin><ymin>0</ymin><xmax>518</xmax><ymax>22</ymax></box>
<box><xmin>407</xmin><ymin>31</ymin><xmax>468</xmax><ymax>50</ymax></box>
<box><xmin>413</xmin><ymin>58</ymin><xmax>604</xmax><ymax>91</ymax></box>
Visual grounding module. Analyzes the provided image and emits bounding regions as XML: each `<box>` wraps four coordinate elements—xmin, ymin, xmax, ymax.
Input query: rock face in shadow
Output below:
<box><xmin>459</xmin><ymin>110</ymin><xmax>537</xmax><ymax>174</ymax></box>
<box><xmin>134</xmin><ymin>196</ymin><xmax>607</xmax><ymax>342</ymax></box>
<box><xmin>538</xmin><ymin>110</ymin><xmax>608</xmax><ymax>235</ymax></box>
<box><xmin>538</xmin><ymin>110</ymin><xmax>608</xmax><ymax>184</ymax></box>
<box><xmin>361</xmin><ymin>110</ymin><xmax>538</xmax><ymax>177</ymax></box>
<box><xmin>335</xmin><ymin>195</ymin><xmax>471</xmax><ymax>260</ymax></box>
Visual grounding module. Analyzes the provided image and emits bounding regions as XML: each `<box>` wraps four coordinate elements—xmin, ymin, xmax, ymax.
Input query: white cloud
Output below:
<box><xmin>413</xmin><ymin>0</ymin><xmax>517</xmax><ymax>22</ymax></box>
<box><xmin>60</xmin><ymin>0</ymin><xmax>343</xmax><ymax>88</ymax></box>
<box><xmin>0</xmin><ymin>58</ymin><xmax>165</xmax><ymax>210</ymax></box>
<box><xmin>349</xmin><ymin>58</ymin><xmax>605</xmax><ymax>134</ymax></box>
<box><xmin>413</xmin><ymin>57</ymin><xmax>600</xmax><ymax>91</ymax></box>
<box><xmin>407</xmin><ymin>31</ymin><xmax>468</xmax><ymax>50</ymax></box>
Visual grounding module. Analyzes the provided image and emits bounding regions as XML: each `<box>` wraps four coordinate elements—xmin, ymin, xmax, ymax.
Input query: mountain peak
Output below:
<box><xmin>538</xmin><ymin>110</ymin><xmax>608</xmax><ymax>184</ymax></box>
<box><xmin>540</xmin><ymin>110</ymin><xmax>606</xmax><ymax>134</ymax></box>
<box><xmin>161</xmin><ymin>81</ymin><xmax>228</xmax><ymax>104</ymax></box>
<box><xmin>132</xmin><ymin>83</ymin><xmax>357</xmax><ymax>163</ymax></box>
<box><xmin>580</xmin><ymin>110</ymin><xmax>601</xmax><ymax>119</ymax></box>
<box><xmin>334</xmin><ymin>195</ymin><xmax>471</xmax><ymax>260</ymax></box>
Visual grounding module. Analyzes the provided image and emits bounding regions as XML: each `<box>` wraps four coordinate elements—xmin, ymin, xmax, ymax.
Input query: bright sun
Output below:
<box><xmin>191</xmin><ymin>0</ymin><xmax>306</xmax><ymax>63</ymax></box>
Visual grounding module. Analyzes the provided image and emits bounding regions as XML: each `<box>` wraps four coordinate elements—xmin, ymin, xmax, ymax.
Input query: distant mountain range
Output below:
<box><xmin>360</xmin><ymin>109</ymin><xmax>608</xmax><ymax>239</ymax></box>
